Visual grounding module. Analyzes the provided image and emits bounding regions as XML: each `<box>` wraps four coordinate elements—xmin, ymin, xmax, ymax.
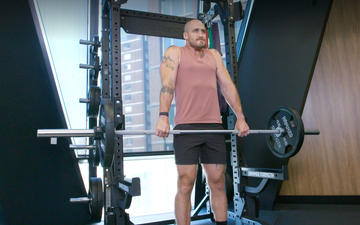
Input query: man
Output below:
<box><xmin>155</xmin><ymin>19</ymin><xmax>250</xmax><ymax>225</ymax></box>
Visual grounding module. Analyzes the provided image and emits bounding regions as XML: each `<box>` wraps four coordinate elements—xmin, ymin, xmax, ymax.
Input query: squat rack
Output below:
<box><xmin>75</xmin><ymin>0</ymin><xmax>289</xmax><ymax>224</ymax></box>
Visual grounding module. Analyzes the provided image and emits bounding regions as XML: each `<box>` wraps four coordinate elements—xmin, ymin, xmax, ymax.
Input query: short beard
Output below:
<box><xmin>189</xmin><ymin>41</ymin><xmax>206</xmax><ymax>50</ymax></box>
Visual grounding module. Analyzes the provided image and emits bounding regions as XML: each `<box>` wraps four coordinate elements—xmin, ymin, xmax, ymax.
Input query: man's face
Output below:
<box><xmin>184</xmin><ymin>21</ymin><xmax>206</xmax><ymax>49</ymax></box>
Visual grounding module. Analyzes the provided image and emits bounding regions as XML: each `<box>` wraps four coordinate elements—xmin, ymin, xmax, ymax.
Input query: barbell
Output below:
<box><xmin>37</xmin><ymin>99</ymin><xmax>320</xmax><ymax>167</ymax></box>
<box><xmin>37</xmin><ymin>127</ymin><xmax>319</xmax><ymax>137</ymax></box>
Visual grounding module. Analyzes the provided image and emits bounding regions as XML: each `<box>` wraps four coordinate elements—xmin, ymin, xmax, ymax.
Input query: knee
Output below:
<box><xmin>208</xmin><ymin>175</ymin><xmax>225</xmax><ymax>192</ymax></box>
<box><xmin>177</xmin><ymin>178</ymin><xmax>195</xmax><ymax>197</ymax></box>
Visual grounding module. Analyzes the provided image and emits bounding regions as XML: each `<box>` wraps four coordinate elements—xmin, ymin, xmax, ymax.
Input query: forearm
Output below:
<box><xmin>222</xmin><ymin>84</ymin><xmax>245</xmax><ymax>120</ymax></box>
<box><xmin>159</xmin><ymin>82</ymin><xmax>174</xmax><ymax>113</ymax></box>
<box><xmin>159</xmin><ymin>91</ymin><xmax>173</xmax><ymax>113</ymax></box>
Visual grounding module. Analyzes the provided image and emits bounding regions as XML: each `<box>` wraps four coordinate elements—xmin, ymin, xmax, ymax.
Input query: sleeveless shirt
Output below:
<box><xmin>174</xmin><ymin>47</ymin><xmax>222</xmax><ymax>125</ymax></box>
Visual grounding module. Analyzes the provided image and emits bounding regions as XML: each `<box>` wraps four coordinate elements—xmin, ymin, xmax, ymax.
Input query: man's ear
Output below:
<box><xmin>183</xmin><ymin>32</ymin><xmax>188</xmax><ymax>40</ymax></box>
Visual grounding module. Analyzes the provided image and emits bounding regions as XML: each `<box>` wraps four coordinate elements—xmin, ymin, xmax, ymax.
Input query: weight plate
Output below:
<box><xmin>90</xmin><ymin>140</ymin><xmax>100</xmax><ymax>167</ymax></box>
<box><xmin>89</xmin><ymin>177</ymin><xmax>103</xmax><ymax>223</ymax></box>
<box><xmin>87</xmin><ymin>85</ymin><xmax>101</xmax><ymax>118</ymax></box>
<box><xmin>266</xmin><ymin>106</ymin><xmax>305</xmax><ymax>158</ymax></box>
<box><xmin>99</xmin><ymin>99</ymin><xmax>115</xmax><ymax>168</ymax></box>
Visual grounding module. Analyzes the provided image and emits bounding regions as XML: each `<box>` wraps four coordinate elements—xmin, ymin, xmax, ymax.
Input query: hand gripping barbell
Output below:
<box><xmin>37</xmin><ymin>100</ymin><xmax>320</xmax><ymax>167</ymax></box>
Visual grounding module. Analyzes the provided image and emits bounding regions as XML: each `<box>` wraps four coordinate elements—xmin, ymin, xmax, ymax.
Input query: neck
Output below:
<box><xmin>185</xmin><ymin>45</ymin><xmax>204</xmax><ymax>56</ymax></box>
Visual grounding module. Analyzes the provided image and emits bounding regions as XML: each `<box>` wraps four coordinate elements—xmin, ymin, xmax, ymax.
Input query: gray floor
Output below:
<box><xmin>89</xmin><ymin>204</ymin><xmax>360</xmax><ymax>225</ymax></box>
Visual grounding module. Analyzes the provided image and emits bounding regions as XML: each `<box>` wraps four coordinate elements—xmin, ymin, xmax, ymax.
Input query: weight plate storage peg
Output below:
<box><xmin>266</xmin><ymin>106</ymin><xmax>305</xmax><ymax>158</ymax></box>
<box><xmin>89</xmin><ymin>177</ymin><xmax>103</xmax><ymax>223</ymax></box>
<box><xmin>99</xmin><ymin>99</ymin><xmax>115</xmax><ymax>168</ymax></box>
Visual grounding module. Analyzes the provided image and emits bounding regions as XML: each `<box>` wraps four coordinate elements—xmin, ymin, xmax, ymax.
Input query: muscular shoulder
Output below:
<box><xmin>209</xmin><ymin>49</ymin><xmax>222</xmax><ymax>58</ymax></box>
<box><xmin>165</xmin><ymin>45</ymin><xmax>181</xmax><ymax>55</ymax></box>
<box><xmin>163</xmin><ymin>45</ymin><xmax>181</xmax><ymax>65</ymax></box>
<box><xmin>209</xmin><ymin>48</ymin><xmax>223</xmax><ymax>64</ymax></box>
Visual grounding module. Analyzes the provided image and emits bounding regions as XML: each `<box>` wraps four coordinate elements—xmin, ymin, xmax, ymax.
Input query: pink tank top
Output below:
<box><xmin>174</xmin><ymin>47</ymin><xmax>222</xmax><ymax>125</ymax></box>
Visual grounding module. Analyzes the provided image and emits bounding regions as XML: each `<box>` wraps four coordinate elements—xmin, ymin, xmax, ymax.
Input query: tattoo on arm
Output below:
<box><xmin>160</xmin><ymin>83</ymin><xmax>174</xmax><ymax>95</ymax></box>
<box><xmin>162</xmin><ymin>56</ymin><xmax>175</xmax><ymax>71</ymax></box>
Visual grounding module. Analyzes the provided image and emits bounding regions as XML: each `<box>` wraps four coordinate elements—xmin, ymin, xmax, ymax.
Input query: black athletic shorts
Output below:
<box><xmin>173</xmin><ymin>123</ymin><xmax>226</xmax><ymax>165</ymax></box>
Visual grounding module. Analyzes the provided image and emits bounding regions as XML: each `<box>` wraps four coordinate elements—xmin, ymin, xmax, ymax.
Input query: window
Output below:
<box><xmin>124</xmin><ymin>42</ymin><xmax>130</xmax><ymax>50</ymax></box>
<box><xmin>125</xmin><ymin>106</ymin><xmax>132</xmax><ymax>113</ymax></box>
<box><xmin>161</xmin><ymin>0</ymin><xmax>193</xmax><ymax>16</ymax></box>
<box><xmin>125</xmin><ymin>138</ymin><xmax>133</xmax><ymax>146</ymax></box>
<box><xmin>124</xmin><ymin>94</ymin><xmax>131</xmax><ymax>102</ymax></box>
<box><xmin>125</xmin><ymin>116</ymin><xmax>132</xmax><ymax>123</ymax></box>
<box><xmin>124</xmin><ymin>84</ymin><xmax>131</xmax><ymax>91</ymax></box>
<box><xmin>124</xmin><ymin>53</ymin><xmax>131</xmax><ymax>60</ymax></box>
<box><xmin>124</xmin><ymin>74</ymin><xmax>131</xmax><ymax>81</ymax></box>
<box><xmin>124</xmin><ymin>63</ymin><xmax>131</xmax><ymax>70</ymax></box>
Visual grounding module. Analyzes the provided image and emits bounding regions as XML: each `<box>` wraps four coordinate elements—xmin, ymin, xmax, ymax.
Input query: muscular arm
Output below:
<box><xmin>210</xmin><ymin>49</ymin><xmax>250</xmax><ymax>136</ymax></box>
<box><xmin>156</xmin><ymin>46</ymin><xmax>180</xmax><ymax>137</ymax></box>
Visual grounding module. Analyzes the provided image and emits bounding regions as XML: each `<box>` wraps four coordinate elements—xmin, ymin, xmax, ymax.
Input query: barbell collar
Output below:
<box><xmin>70</xmin><ymin>197</ymin><xmax>91</xmax><ymax>203</ymax></box>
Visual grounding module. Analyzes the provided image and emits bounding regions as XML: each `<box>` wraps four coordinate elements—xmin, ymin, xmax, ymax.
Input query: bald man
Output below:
<box><xmin>155</xmin><ymin>19</ymin><xmax>249</xmax><ymax>225</ymax></box>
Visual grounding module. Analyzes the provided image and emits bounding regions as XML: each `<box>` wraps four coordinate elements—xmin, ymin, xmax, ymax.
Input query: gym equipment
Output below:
<box><xmin>79</xmin><ymin>85</ymin><xmax>101</xmax><ymax>118</ymax></box>
<box><xmin>70</xmin><ymin>177</ymin><xmax>103</xmax><ymax>223</ymax></box>
<box><xmin>37</xmin><ymin>105</ymin><xmax>320</xmax><ymax>167</ymax></box>
<box><xmin>267</xmin><ymin>106</ymin><xmax>305</xmax><ymax>158</ymax></box>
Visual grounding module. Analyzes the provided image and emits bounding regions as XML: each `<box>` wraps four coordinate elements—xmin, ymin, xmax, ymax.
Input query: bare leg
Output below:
<box><xmin>202</xmin><ymin>164</ymin><xmax>227</xmax><ymax>222</ymax></box>
<box><xmin>174</xmin><ymin>164</ymin><xmax>198</xmax><ymax>225</ymax></box>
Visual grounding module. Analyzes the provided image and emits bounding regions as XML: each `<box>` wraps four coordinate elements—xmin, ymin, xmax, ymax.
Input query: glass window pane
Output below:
<box><xmin>185</xmin><ymin>0</ymin><xmax>193</xmax><ymax>14</ymax></box>
<box><xmin>172</xmin><ymin>0</ymin><xmax>184</xmax><ymax>16</ymax></box>
<box><xmin>163</xmin><ymin>38</ymin><xmax>173</xmax><ymax>50</ymax></box>
<box><xmin>173</xmin><ymin>39</ymin><xmax>185</xmax><ymax>47</ymax></box>
<box><xmin>162</xmin><ymin>0</ymin><xmax>171</xmax><ymax>15</ymax></box>
<box><xmin>125</xmin><ymin>156</ymin><xmax>178</xmax><ymax>217</ymax></box>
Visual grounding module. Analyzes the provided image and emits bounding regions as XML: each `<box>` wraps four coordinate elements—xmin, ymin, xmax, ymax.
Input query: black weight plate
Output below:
<box><xmin>266</xmin><ymin>106</ymin><xmax>305</xmax><ymax>158</ymax></box>
<box><xmin>87</xmin><ymin>85</ymin><xmax>101</xmax><ymax>118</ymax></box>
<box><xmin>99</xmin><ymin>99</ymin><xmax>115</xmax><ymax>168</ymax></box>
<box><xmin>91</xmin><ymin>140</ymin><xmax>100</xmax><ymax>167</ymax></box>
<box><xmin>89</xmin><ymin>177</ymin><xmax>103</xmax><ymax>223</ymax></box>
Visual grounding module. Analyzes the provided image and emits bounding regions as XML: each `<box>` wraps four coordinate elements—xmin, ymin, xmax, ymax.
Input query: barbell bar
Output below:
<box><xmin>37</xmin><ymin>127</ymin><xmax>319</xmax><ymax>138</ymax></box>
<box><xmin>37</xmin><ymin>103</ymin><xmax>320</xmax><ymax>166</ymax></box>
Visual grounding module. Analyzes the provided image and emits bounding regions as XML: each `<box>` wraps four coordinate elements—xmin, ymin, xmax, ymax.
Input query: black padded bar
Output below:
<box><xmin>120</xmin><ymin>9</ymin><xmax>192</xmax><ymax>39</ymax></box>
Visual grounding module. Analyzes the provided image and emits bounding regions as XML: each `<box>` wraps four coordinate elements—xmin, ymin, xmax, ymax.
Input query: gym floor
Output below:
<box><xmin>90</xmin><ymin>203</ymin><xmax>360</xmax><ymax>225</ymax></box>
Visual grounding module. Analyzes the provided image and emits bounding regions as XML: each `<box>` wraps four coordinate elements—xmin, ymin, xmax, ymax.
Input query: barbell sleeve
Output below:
<box><xmin>70</xmin><ymin>197</ymin><xmax>91</xmax><ymax>203</ymax></box>
<box><xmin>304</xmin><ymin>129</ymin><xmax>320</xmax><ymax>135</ymax></box>
<box><xmin>69</xmin><ymin>144</ymin><xmax>95</xmax><ymax>149</ymax></box>
<box><xmin>37</xmin><ymin>129</ymin><xmax>94</xmax><ymax>137</ymax></box>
